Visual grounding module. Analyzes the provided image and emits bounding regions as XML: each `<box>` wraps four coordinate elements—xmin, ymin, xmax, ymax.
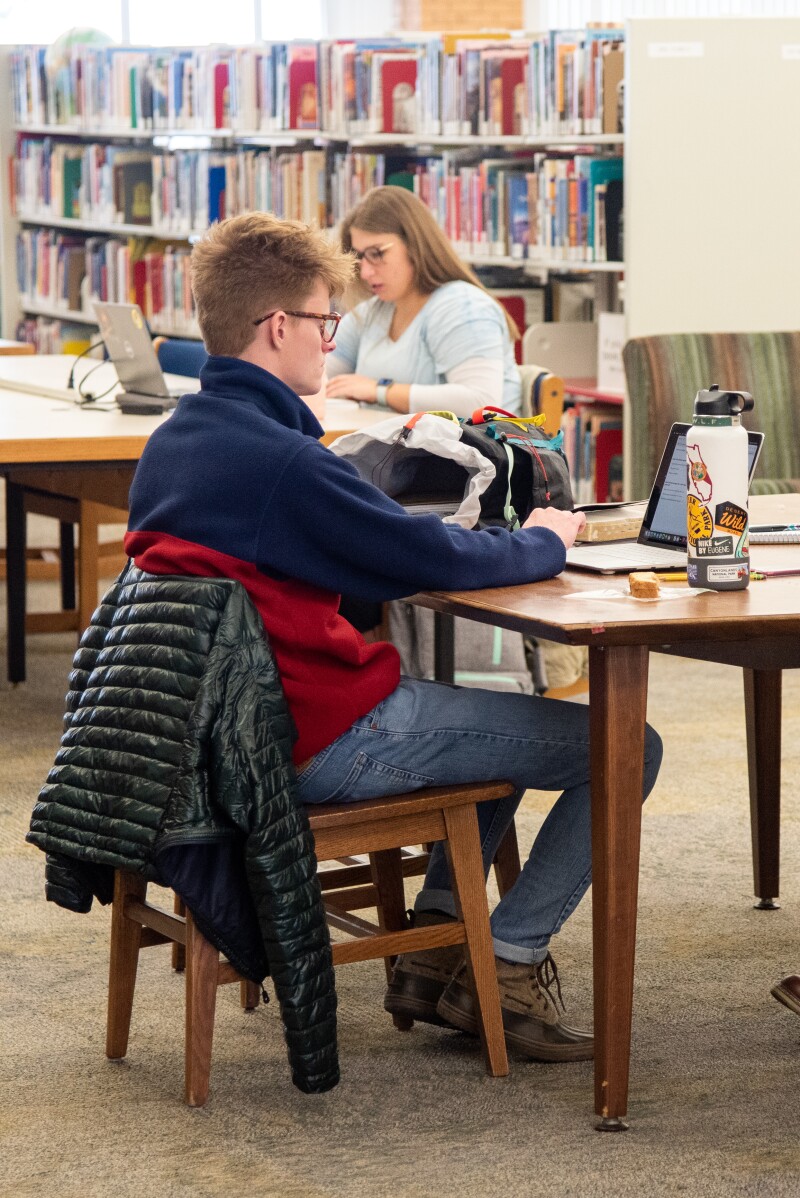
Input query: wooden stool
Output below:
<box><xmin>106</xmin><ymin>782</ymin><xmax>516</xmax><ymax>1105</ymax></box>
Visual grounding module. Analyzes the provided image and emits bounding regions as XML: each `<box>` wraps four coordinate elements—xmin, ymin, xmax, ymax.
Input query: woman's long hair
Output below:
<box><xmin>339</xmin><ymin>185</ymin><xmax>520</xmax><ymax>342</ymax></box>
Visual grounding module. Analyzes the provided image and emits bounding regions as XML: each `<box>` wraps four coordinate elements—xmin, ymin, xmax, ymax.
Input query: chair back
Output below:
<box><xmin>155</xmin><ymin>337</ymin><xmax>208</xmax><ymax>377</ymax></box>
<box><xmin>518</xmin><ymin>363</ymin><xmax>564</xmax><ymax>436</ymax></box>
<box><xmin>623</xmin><ymin>331</ymin><xmax>800</xmax><ymax>501</ymax></box>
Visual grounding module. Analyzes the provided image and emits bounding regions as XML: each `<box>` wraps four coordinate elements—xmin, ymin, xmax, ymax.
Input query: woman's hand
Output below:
<box><xmin>523</xmin><ymin>507</ymin><xmax>587</xmax><ymax>550</ymax></box>
<box><xmin>326</xmin><ymin>374</ymin><xmax>378</xmax><ymax>402</ymax></box>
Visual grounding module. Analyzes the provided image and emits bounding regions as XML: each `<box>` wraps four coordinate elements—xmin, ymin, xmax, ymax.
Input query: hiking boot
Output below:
<box><xmin>436</xmin><ymin>953</ymin><xmax>594</xmax><ymax>1062</ymax></box>
<box><xmin>384</xmin><ymin>911</ymin><xmax>463</xmax><ymax>1027</ymax></box>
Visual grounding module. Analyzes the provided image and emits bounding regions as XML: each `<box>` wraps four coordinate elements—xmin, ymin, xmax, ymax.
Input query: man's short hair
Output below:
<box><xmin>191</xmin><ymin>212</ymin><xmax>354</xmax><ymax>357</ymax></box>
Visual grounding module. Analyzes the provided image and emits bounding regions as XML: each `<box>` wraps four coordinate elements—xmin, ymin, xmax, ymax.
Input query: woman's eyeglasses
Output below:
<box><xmin>352</xmin><ymin>242</ymin><xmax>393</xmax><ymax>265</ymax></box>
<box><xmin>253</xmin><ymin>310</ymin><xmax>342</xmax><ymax>343</ymax></box>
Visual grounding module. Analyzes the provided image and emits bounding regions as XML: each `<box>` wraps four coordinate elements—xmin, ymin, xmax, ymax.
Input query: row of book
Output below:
<box><xmin>14</xmin><ymin>315</ymin><xmax>93</xmax><ymax>354</ymax></box>
<box><xmin>561</xmin><ymin>401</ymin><xmax>623</xmax><ymax>504</ymax></box>
<box><xmin>11</xmin><ymin>30</ymin><xmax>624</xmax><ymax>138</ymax></box>
<box><xmin>12</xmin><ymin>136</ymin><xmax>622</xmax><ymax>264</ymax></box>
<box><xmin>16</xmin><ymin>229</ymin><xmax>199</xmax><ymax>336</ymax></box>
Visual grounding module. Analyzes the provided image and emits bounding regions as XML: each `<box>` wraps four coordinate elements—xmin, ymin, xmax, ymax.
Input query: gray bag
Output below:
<box><xmin>388</xmin><ymin>602</ymin><xmax>534</xmax><ymax>694</ymax></box>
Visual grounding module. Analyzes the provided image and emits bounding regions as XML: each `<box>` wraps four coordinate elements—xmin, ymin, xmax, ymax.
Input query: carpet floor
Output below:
<box><xmin>3</xmin><ymin>593</ymin><xmax>800</xmax><ymax>1197</ymax></box>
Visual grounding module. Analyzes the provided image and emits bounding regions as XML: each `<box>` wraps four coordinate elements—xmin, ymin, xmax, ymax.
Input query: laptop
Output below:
<box><xmin>93</xmin><ymin>301</ymin><xmax>186</xmax><ymax>413</ymax></box>
<box><xmin>566</xmin><ymin>422</ymin><xmax>764</xmax><ymax>573</ymax></box>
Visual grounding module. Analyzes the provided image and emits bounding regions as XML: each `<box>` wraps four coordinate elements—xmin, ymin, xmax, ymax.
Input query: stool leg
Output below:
<box><xmin>370</xmin><ymin>848</ymin><xmax>413</xmax><ymax>1031</ymax></box>
<box><xmin>444</xmin><ymin>805</ymin><xmax>509</xmax><ymax>1078</ymax></box>
<box><xmin>492</xmin><ymin>822</ymin><xmax>522</xmax><ymax>899</ymax></box>
<box><xmin>184</xmin><ymin>911</ymin><xmax>219</xmax><ymax>1107</ymax></box>
<box><xmin>240</xmin><ymin>980</ymin><xmax>261</xmax><ymax>1010</ymax></box>
<box><xmin>172</xmin><ymin>894</ymin><xmax>186</xmax><ymax>972</ymax></box>
<box><xmin>106</xmin><ymin>870</ymin><xmax>147</xmax><ymax>1060</ymax></box>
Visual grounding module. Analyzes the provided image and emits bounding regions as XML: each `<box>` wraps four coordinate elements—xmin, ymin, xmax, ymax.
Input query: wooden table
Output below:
<box><xmin>0</xmin><ymin>359</ymin><xmax>383</xmax><ymax>681</ymax></box>
<box><xmin>413</xmin><ymin>493</ymin><xmax>800</xmax><ymax>1129</ymax></box>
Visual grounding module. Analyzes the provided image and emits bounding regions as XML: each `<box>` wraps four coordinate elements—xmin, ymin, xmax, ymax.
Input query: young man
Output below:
<box><xmin>126</xmin><ymin>211</ymin><xmax>662</xmax><ymax>1062</ymax></box>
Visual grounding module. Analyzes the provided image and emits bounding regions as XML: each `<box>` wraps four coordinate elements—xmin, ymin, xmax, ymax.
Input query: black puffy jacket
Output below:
<box><xmin>27</xmin><ymin>566</ymin><xmax>338</xmax><ymax>1093</ymax></box>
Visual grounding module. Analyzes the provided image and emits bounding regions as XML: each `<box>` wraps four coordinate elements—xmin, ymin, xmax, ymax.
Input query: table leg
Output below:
<box><xmin>433</xmin><ymin>611</ymin><xmax>455</xmax><ymax>685</ymax></box>
<box><xmin>589</xmin><ymin>643</ymin><xmax>649</xmax><ymax>1132</ymax></box>
<box><xmin>5</xmin><ymin>480</ymin><xmax>26</xmax><ymax>684</ymax></box>
<box><xmin>78</xmin><ymin>500</ymin><xmax>102</xmax><ymax>636</ymax></box>
<box><xmin>743</xmin><ymin>667</ymin><xmax>781</xmax><ymax>909</ymax></box>
<box><xmin>59</xmin><ymin>521</ymin><xmax>76</xmax><ymax>611</ymax></box>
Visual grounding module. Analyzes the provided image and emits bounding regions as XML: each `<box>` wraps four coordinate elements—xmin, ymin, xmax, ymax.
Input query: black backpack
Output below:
<box><xmin>334</xmin><ymin>406</ymin><xmax>573</xmax><ymax>530</ymax></box>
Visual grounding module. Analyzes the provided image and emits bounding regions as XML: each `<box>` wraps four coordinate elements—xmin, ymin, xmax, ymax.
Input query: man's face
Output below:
<box><xmin>279</xmin><ymin>279</ymin><xmax>337</xmax><ymax>396</ymax></box>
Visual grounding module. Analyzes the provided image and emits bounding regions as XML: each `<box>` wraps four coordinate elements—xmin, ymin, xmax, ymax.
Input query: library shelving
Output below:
<box><xmin>1</xmin><ymin>31</ymin><xmax>627</xmax><ymax>351</ymax></box>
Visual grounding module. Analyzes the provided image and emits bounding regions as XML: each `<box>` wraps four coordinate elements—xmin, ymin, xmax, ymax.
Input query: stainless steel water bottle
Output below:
<box><xmin>686</xmin><ymin>384</ymin><xmax>754</xmax><ymax>591</ymax></box>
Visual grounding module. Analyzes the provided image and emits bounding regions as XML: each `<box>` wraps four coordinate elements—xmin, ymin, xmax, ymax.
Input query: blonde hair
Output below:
<box><xmin>191</xmin><ymin>211</ymin><xmax>355</xmax><ymax>357</ymax></box>
<box><xmin>340</xmin><ymin>186</ymin><xmax>520</xmax><ymax>342</ymax></box>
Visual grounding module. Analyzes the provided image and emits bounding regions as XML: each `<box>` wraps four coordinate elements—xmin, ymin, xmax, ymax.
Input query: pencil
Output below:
<box><xmin>654</xmin><ymin>572</ymin><xmax>687</xmax><ymax>581</ymax></box>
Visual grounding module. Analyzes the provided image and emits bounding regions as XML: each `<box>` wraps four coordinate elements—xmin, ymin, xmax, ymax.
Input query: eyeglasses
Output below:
<box><xmin>352</xmin><ymin>242</ymin><xmax>394</xmax><ymax>266</ymax></box>
<box><xmin>253</xmin><ymin>309</ymin><xmax>341</xmax><ymax>343</ymax></box>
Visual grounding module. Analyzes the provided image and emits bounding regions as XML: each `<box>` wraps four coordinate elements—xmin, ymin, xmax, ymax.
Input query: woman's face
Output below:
<box><xmin>349</xmin><ymin>227</ymin><xmax>418</xmax><ymax>304</ymax></box>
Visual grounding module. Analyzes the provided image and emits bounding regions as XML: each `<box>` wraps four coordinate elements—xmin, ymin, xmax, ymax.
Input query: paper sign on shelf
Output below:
<box><xmin>597</xmin><ymin>312</ymin><xmax>626</xmax><ymax>395</ymax></box>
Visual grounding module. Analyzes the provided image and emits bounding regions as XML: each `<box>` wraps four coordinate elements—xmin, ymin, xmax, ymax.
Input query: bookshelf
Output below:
<box><xmin>0</xmin><ymin>32</ymin><xmax>626</xmax><ymax>351</ymax></box>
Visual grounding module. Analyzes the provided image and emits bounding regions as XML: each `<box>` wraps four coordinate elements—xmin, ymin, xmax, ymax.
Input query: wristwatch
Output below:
<box><xmin>375</xmin><ymin>378</ymin><xmax>394</xmax><ymax>407</ymax></box>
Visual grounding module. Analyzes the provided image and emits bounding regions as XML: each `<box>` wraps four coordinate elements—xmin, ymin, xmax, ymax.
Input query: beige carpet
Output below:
<box><xmin>3</xmin><ymin>588</ymin><xmax>800</xmax><ymax>1197</ymax></box>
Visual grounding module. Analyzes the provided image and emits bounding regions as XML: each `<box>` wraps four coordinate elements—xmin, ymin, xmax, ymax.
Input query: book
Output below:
<box><xmin>574</xmin><ymin>501</ymin><xmax>646</xmax><ymax>542</ymax></box>
<box><xmin>602</xmin><ymin>46</ymin><xmax>624</xmax><ymax>134</ymax></box>
<box><xmin>213</xmin><ymin>61</ymin><xmax>230</xmax><ymax>129</ymax></box>
<box><xmin>120</xmin><ymin>160</ymin><xmax>153</xmax><ymax>225</ymax></box>
<box><xmin>506</xmin><ymin>173</ymin><xmax>530</xmax><ymax>259</ymax></box>
<box><xmin>288</xmin><ymin>44</ymin><xmax>318</xmax><ymax>130</ymax></box>
<box><xmin>62</xmin><ymin>154</ymin><xmax>82</xmax><ymax>219</ymax></box>
<box><xmin>380</xmin><ymin>54</ymin><xmax>418</xmax><ymax>134</ymax></box>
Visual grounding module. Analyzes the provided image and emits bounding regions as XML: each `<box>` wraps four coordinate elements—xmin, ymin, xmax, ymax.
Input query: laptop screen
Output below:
<box><xmin>640</xmin><ymin>423</ymin><xmax>763</xmax><ymax>549</ymax></box>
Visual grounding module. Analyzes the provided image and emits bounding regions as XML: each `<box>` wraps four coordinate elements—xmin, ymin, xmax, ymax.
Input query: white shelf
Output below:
<box><xmin>19</xmin><ymin>299</ymin><xmax>201</xmax><ymax>340</ymax></box>
<box><xmin>15</xmin><ymin>123</ymin><xmax>624</xmax><ymax>150</ymax></box>
<box><xmin>16</xmin><ymin>212</ymin><xmax>196</xmax><ymax>240</ymax></box>
<box><xmin>19</xmin><ymin>300</ymin><xmax>96</xmax><ymax>324</ymax></box>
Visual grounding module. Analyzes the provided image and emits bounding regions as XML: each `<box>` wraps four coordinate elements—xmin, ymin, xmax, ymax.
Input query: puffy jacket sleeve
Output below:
<box><xmin>211</xmin><ymin>599</ymin><xmax>339</xmax><ymax>1094</ymax></box>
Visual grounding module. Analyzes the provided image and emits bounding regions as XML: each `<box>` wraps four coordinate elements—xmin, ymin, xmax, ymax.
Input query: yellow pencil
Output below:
<box><xmin>654</xmin><ymin>571</ymin><xmax>688</xmax><ymax>582</ymax></box>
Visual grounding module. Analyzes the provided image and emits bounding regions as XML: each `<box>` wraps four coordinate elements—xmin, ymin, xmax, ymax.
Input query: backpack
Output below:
<box><xmin>330</xmin><ymin>406</ymin><xmax>573</xmax><ymax>530</ymax></box>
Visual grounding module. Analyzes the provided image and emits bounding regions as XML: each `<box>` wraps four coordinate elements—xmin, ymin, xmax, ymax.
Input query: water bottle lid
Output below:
<box><xmin>693</xmin><ymin>383</ymin><xmax>755</xmax><ymax>417</ymax></box>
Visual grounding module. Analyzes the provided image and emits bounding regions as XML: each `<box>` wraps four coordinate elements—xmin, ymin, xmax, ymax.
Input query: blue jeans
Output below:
<box><xmin>296</xmin><ymin>678</ymin><xmax>663</xmax><ymax>964</ymax></box>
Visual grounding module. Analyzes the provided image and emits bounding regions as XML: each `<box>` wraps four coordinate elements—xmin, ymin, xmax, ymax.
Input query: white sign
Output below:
<box><xmin>648</xmin><ymin>42</ymin><xmax>704</xmax><ymax>58</ymax></box>
<box><xmin>597</xmin><ymin>312</ymin><xmax>626</xmax><ymax>396</ymax></box>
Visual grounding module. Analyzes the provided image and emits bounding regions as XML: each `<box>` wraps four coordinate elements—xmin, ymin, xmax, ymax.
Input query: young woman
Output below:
<box><xmin>325</xmin><ymin>185</ymin><xmax>522</xmax><ymax>417</ymax></box>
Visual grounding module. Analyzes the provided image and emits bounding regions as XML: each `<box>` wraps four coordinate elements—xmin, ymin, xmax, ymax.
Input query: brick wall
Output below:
<box><xmin>394</xmin><ymin>0</ymin><xmax>523</xmax><ymax>30</ymax></box>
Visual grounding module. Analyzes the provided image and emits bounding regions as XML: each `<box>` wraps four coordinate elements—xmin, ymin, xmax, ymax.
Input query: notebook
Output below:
<box><xmin>93</xmin><ymin>301</ymin><xmax>185</xmax><ymax>412</ymax></box>
<box><xmin>566</xmin><ymin>422</ymin><xmax>764</xmax><ymax>573</ymax></box>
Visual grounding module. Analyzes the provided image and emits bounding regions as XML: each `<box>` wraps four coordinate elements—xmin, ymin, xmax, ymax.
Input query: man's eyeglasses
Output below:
<box><xmin>352</xmin><ymin>242</ymin><xmax>394</xmax><ymax>266</ymax></box>
<box><xmin>253</xmin><ymin>309</ymin><xmax>341</xmax><ymax>343</ymax></box>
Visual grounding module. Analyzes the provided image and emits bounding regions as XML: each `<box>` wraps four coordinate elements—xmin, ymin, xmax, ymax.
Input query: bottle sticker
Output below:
<box><xmin>714</xmin><ymin>500</ymin><xmax>746</xmax><ymax>535</ymax></box>
<box><xmin>706</xmin><ymin>564</ymin><xmax>749</xmax><ymax>583</ymax></box>
<box><xmin>687</xmin><ymin>442</ymin><xmax>712</xmax><ymax>500</ymax></box>
<box><xmin>687</xmin><ymin>494</ymin><xmax>713</xmax><ymax>544</ymax></box>
<box><xmin>696</xmin><ymin>536</ymin><xmax>734</xmax><ymax>557</ymax></box>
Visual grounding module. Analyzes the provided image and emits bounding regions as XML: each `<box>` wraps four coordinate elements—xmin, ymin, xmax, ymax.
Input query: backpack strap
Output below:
<box><xmin>470</xmin><ymin>406</ymin><xmax>547</xmax><ymax>429</ymax></box>
<box><xmin>499</xmin><ymin>440</ymin><xmax>520</xmax><ymax>530</ymax></box>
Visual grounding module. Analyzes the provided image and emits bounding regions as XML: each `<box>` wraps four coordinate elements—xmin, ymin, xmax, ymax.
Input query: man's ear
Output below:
<box><xmin>260</xmin><ymin>311</ymin><xmax>286</xmax><ymax>351</ymax></box>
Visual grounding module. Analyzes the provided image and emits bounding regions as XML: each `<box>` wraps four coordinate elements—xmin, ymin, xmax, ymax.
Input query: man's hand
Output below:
<box><xmin>326</xmin><ymin>374</ymin><xmax>378</xmax><ymax>402</ymax></box>
<box><xmin>523</xmin><ymin>506</ymin><xmax>587</xmax><ymax>550</ymax></box>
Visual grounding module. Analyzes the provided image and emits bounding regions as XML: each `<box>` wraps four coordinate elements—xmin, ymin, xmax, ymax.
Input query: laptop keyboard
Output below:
<box><xmin>567</xmin><ymin>542</ymin><xmax>686</xmax><ymax>569</ymax></box>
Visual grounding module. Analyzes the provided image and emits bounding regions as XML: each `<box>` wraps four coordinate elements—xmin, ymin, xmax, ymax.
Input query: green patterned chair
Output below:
<box><xmin>623</xmin><ymin>332</ymin><xmax>800</xmax><ymax>500</ymax></box>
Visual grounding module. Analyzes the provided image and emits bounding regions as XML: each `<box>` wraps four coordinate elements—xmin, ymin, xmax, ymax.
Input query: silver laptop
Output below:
<box><xmin>93</xmin><ymin>301</ymin><xmax>184</xmax><ymax>411</ymax></box>
<box><xmin>566</xmin><ymin>422</ymin><xmax>764</xmax><ymax>573</ymax></box>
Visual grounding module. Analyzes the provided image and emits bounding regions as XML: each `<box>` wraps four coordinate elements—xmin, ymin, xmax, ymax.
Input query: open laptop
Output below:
<box><xmin>566</xmin><ymin>422</ymin><xmax>764</xmax><ymax>573</ymax></box>
<box><xmin>93</xmin><ymin>301</ymin><xmax>185</xmax><ymax>413</ymax></box>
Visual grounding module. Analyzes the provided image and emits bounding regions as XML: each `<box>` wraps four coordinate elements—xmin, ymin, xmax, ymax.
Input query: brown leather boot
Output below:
<box><xmin>436</xmin><ymin>953</ymin><xmax>594</xmax><ymax>1062</ymax></box>
<box><xmin>384</xmin><ymin>912</ymin><xmax>463</xmax><ymax>1027</ymax></box>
